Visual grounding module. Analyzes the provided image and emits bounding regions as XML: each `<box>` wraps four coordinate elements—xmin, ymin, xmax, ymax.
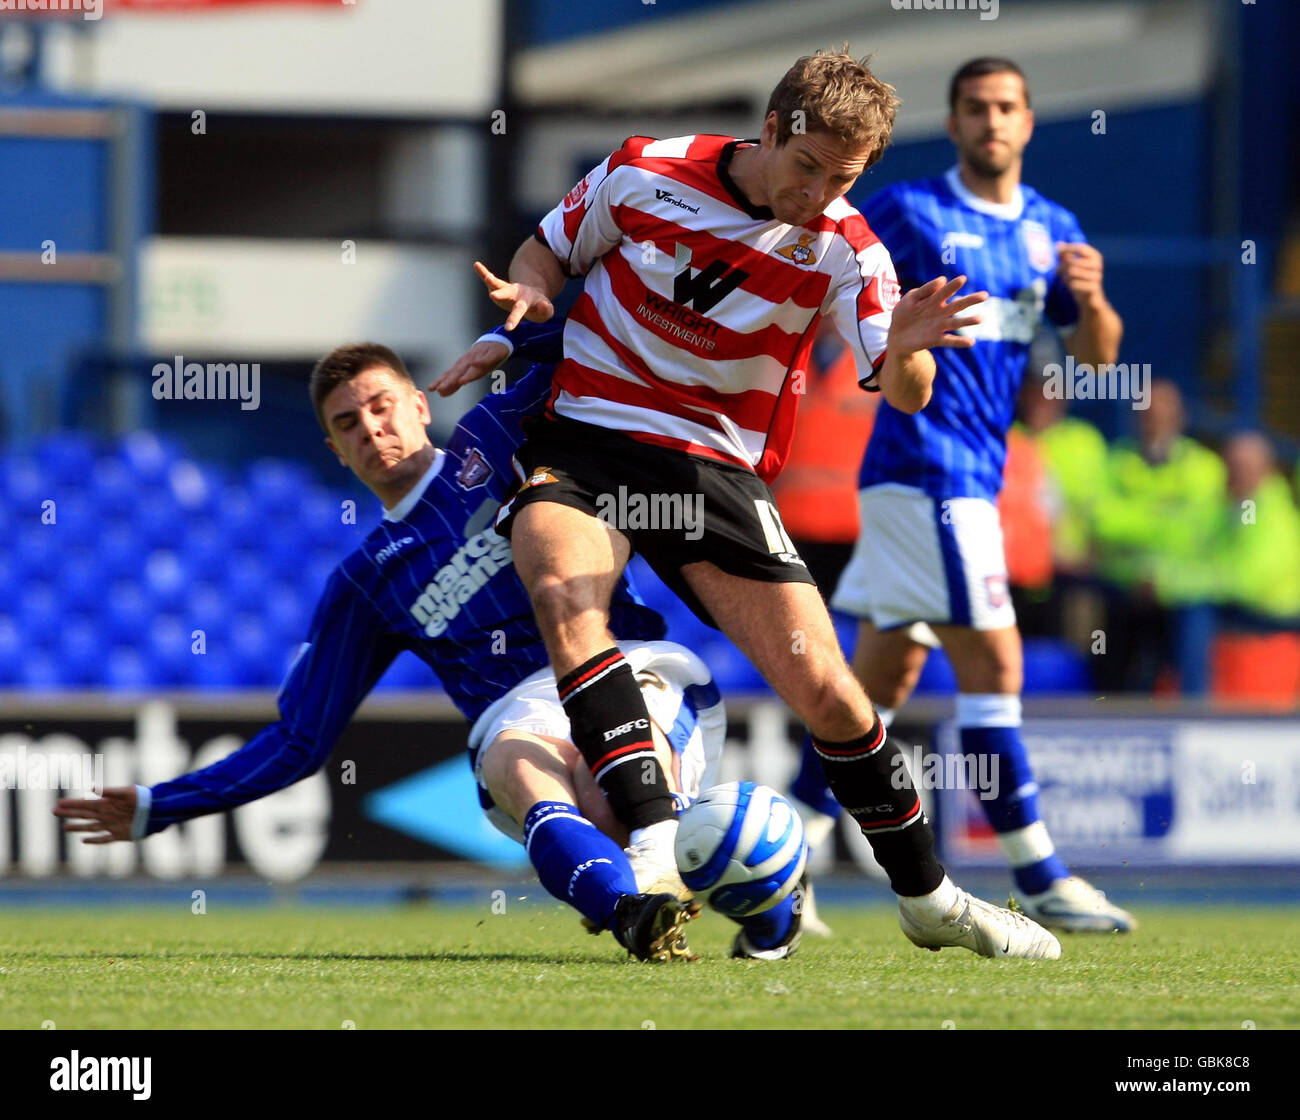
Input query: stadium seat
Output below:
<box><xmin>116</xmin><ymin>430</ymin><xmax>182</xmax><ymax>483</ymax></box>
<box><xmin>105</xmin><ymin>580</ymin><xmax>152</xmax><ymax>648</ymax></box>
<box><xmin>142</xmin><ymin>549</ymin><xmax>189</xmax><ymax>611</ymax></box>
<box><xmin>58</xmin><ymin>616</ymin><xmax>106</xmax><ymax>687</ymax></box>
<box><xmin>104</xmin><ymin>647</ymin><xmax>152</xmax><ymax>692</ymax></box>
<box><xmin>1022</xmin><ymin>638</ymin><xmax>1095</xmax><ymax>694</ymax></box>
<box><xmin>34</xmin><ymin>431</ymin><xmax>99</xmax><ymax>482</ymax></box>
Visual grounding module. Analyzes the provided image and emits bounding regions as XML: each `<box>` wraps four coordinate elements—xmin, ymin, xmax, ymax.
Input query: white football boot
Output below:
<box><xmin>1017</xmin><ymin>875</ymin><xmax>1138</xmax><ymax>933</ymax></box>
<box><xmin>625</xmin><ymin>819</ymin><xmax>697</xmax><ymax>909</ymax></box>
<box><xmin>899</xmin><ymin>888</ymin><xmax>1062</xmax><ymax>960</ymax></box>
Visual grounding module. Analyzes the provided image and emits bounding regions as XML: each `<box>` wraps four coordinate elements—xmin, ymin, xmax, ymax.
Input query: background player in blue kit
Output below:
<box><xmin>54</xmin><ymin>341</ymin><xmax>804</xmax><ymax>962</ymax></box>
<box><xmin>817</xmin><ymin>58</ymin><xmax>1135</xmax><ymax>932</ymax></box>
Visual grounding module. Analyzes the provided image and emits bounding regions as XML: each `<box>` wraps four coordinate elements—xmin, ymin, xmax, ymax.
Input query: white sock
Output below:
<box><xmin>629</xmin><ymin>819</ymin><xmax>676</xmax><ymax>852</ymax></box>
<box><xmin>998</xmin><ymin>820</ymin><xmax>1057</xmax><ymax>870</ymax></box>
<box><xmin>899</xmin><ymin>874</ymin><xmax>960</xmax><ymax>920</ymax></box>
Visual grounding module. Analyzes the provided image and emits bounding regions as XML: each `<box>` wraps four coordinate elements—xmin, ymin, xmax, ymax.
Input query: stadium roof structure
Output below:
<box><xmin>514</xmin><ymin>0</ymin><xmax>1213</xmax><ymax>138</ymax></box>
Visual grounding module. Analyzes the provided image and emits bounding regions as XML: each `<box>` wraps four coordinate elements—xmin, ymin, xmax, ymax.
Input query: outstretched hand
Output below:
<box><xmin>475</xmin><ymin>260</ymin><xmax>555</xmax><ymax>331</ymax></box>
<box><xmin>887</xmin><ymin>275</ymin><xmax>987</xmax><ymax>355</ymax></box>
<box><xmin>53</xmin><ymin>786</ymin><xmax>138</xmax><ymax>844</ymax></box>
<box><xmin>428</xmin><ymin>338</ymin><xmax>511</xmax><ymax>398</ymax></box>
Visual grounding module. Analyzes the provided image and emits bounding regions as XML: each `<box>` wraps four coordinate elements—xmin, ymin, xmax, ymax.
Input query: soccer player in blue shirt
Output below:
<box><xmin>818</xmin><ymin>57</ymin><xmax>1135</xmax><ymax>931</ymax></box>
<box><xmin>54</xmin><ymin>339</ymin><xmax>801</xmax><ymax>963</ymax></box>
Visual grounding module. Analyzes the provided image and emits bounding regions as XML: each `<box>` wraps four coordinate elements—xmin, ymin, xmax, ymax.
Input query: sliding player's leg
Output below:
<box><xmin>477</xmin><ymin>729</ymin><xmax>693</xmax><ymax>962</ymax></box>
<box><xmin>935</xmin><ymin>622</ymin><xmax>1136</xmax><ymax>932</ymax></box>
<box><xmin>683</xmin><ymin>563</ymin><xmax>1060</xmax><ymax>959</ymax></box>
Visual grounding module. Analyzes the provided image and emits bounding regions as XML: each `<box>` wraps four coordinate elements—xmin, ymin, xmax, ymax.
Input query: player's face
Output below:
<box><xmin>759</xmin><ymin>113</ymin><xmax>872</xmax><ymax>227</ymax></box>
<box><xmin>948</xmin><ymin>72</ymin><xmax>1034</xmax><ymax>179</ymax></box>
<box><xmin>323</xmin><ymin>367</ymin><xmax>432</xmax><ymax>491</ymax></box>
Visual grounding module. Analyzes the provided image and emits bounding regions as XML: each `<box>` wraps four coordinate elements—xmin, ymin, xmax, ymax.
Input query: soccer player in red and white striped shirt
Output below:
<box><xmin>434</xmin><ymin>49</ymin><xmax>1060</xmax><ymax>960</ymax></box>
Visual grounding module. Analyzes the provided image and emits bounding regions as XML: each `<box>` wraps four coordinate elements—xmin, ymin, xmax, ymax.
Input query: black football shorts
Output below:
<box><xmin>495</xmin><ymin>415</ymin><xmax>814</xmax><ymax>628</ymax></box>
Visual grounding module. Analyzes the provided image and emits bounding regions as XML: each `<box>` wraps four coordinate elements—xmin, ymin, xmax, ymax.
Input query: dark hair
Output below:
<box><xmin>309</xmin><ymin>342</ymin><xmax>414</xmax><ymax>431</ymax></box>
<box><xmin>765</xmin><ymin>47</ymin><xmax>900</xmax><ymax>170</ymax></box>
<box><xmin>948</xmin><ymin>57</ymin><xmax>1031</xmax><ymax>112</ymax></box>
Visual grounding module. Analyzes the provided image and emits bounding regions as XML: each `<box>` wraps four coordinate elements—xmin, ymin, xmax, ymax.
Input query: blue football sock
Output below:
<box><xmin>791</xmin><ymin>732</ymin><xmax>841</xmax><ymax>819</ymax></box>
<box><xmin>736</xmin><ymin>891</ymin><xmax>797</xmax><ymax>950</ymax></box>
<box><xmin>957</xmin><ymin>694</ymin><xmax>1069</xmax><ymax>894</ymax></box>
<box><xmin>522</xmin><ymin>801</ymin><xmax>637</xmax><ymax>930</ymax></box>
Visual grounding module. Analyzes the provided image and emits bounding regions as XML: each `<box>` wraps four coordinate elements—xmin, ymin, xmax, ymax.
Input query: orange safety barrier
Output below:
<box><xmin>1211</xmin><ymin>632</ymin><xmax>1300</xmax><ymax>704</ymax></box>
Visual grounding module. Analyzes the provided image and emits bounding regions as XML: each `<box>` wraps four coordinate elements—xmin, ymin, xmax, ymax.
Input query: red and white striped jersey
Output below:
<box><xmin>535</xmin><ymin>133</ymin><xmax>900</xmax><ymax>482</ymax></box>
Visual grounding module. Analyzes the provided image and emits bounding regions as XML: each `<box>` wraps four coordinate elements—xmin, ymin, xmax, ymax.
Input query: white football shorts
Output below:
<box><xmin>467</xmin><ymin>640</ymin><xmax>726</xmax><ymax>843</ymax></box>
<box><xmin>830</xmin><ymin>483</ymin><xmax>1016</xmax><ymax>637</ymax></box>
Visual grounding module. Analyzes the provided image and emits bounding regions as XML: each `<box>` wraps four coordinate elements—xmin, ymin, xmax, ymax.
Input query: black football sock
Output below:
<box><xmin>813</xmin><ymin>717</ymin><xmax>945</xmax><ymax>897</ymax></box>
<box><xmin>557</xmin><ymin>647</ymin><xmax>676</xmax><ymax>831</ymax></box>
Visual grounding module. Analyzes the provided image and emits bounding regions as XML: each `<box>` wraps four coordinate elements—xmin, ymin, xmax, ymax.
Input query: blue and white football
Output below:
<box><xmin>674</xmin><ymin>781</ymin><xmax>807</xmax><ymax>917</ymax></box>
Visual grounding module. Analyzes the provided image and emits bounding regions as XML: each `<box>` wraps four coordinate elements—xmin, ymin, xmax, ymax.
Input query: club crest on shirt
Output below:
<box><xmin>985</xmin><ymin>574</ymin><xmax>1009</xmax><ymax>609</ymax></box>
<box><xmin>775</xmin><ymin>232</ymin><xmax>818</xmax><ymax>266</ymax></box>
<box><xmin>457</xmin><ymin>447</ymin><xmax>492</xmax><ymax>489</ymax></box>
<box><xmin>1021</xmin><ymin>220</ymin><xmax>1055</xmax><ymax>272</ymax></box>
<box><xmin>521</xmin><ymin>466</ymin><xmax>558</xmax><ymax>489</ymax></box>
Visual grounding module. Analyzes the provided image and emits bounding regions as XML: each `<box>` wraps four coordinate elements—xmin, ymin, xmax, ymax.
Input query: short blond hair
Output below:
<box><xmin>765</xmin><ymin>47</ymin><xmax>900</xmax><ymax>169</ymax></box>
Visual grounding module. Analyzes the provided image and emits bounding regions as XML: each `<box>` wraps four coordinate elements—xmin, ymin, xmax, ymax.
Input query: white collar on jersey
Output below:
<box><xmin>382</xmin><ymin>448</ymin><xmax>446</xmax><ymax>522</ymax></box>
<box><xmin>944</xmin><ymin>165</ymin><xmax>1025</xmax><ymax>221</ymax></box>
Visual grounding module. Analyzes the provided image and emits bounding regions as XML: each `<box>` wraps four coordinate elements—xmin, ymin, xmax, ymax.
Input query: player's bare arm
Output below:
<box><xmin>878</xmin><ymin>275</ymin><xmax>987</xmax><ymax>413</ymax></box>
<box><xmin>54</xmin><ymin>787</ymin><xmax>138</xmax><ymax>844</ymax></box>
<box><xmin>1056</xmin><ymin>241</ymin><xmax>1123</xmax><ymax>366</ymax></box>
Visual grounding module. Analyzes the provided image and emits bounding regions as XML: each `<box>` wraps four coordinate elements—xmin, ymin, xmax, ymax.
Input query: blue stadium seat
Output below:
<box><xmin>59</xmin><ymin>616</ymin><xmax>106</xmax><ymax>687</ymax></box>
<box><xmin>34</xmin><ymin>431</ymin><xmax>99</xmax><ymax>482</ymax></box>
<box><xmin>167</xmin><ymin>459</ymin><xmax>221</xmax><ymax>514</ymax></box>
<box><xmin>146</xmin><ymin>614</ymin><xmax>193</xmax><ymax>686</ymax></box>
<box><xmin>246</xmin><ymin>458</ymin><xmax>315</xmax><ymax>518</ymax></box>
<box><xmin>0</xmin><ymin>614</ymin><xmax>22</xmax><ymax>686</ymax></box>
<box><xmin>57</xmin><ymin>549</ymin><xmax>106</xmax><ymax>614</ymax></box>
<box><xmin>182</xmin><ymin>581</ymin><xmax>231</xmax><ymax>647</ymax></box>
<box><xmin>222</xmin><ymin>552</ymin><xmax>267</xmax><ymax>607</ymax></box>
<box><xmin>105</xmin><ymin>647</ymin><xmax>152</xmax><ymax>691</ymax></box>
<box><xmin>142</xmin><ymin>549</ymin><xmax>189</xmax><ymax>611</ymax></box>
<box><xmin>18</xmin><ymin>652</ymin><xmax>64</xmax><ymax>691</ymax></box>
<box><xmin>17</xmin><ymin>582</ymin><xmax>61</xmax><ymax>635</ymax></box>
<box><xmin>105</xmin><ymin>580</ymin><xmax>151</xmax><ymax>648</ymax></box>
<box><xmin>116</xmin><ymin>430</ymin><xmax>182</xmax><ymax>483</ymax></box>
<box><xmin>96</xmin><ymin>523</ymin><xmax>149</xmax><ymax>582</ymax></box>
<box><xmin>1022</xmin><ymin>638</ymin><xmax>1094</xmax><ymax>694</ymax></box>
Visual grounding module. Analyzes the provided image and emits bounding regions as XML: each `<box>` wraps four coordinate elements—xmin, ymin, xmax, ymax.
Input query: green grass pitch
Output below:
<box><xmin>1</xmin><ymin>905</ymin><xmax>1295</xmax><ymax>1030</ymax></box>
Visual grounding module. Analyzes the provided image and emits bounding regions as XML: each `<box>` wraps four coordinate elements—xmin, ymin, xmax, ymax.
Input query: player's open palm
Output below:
<box><xmin>889</xmin><ymin>275</ymin><xmax>987</xmax><ymax>354</ymax></box>
<box><xmin>53</xmin><ymin>786</ymin><xmax>138</xmax><ymax>843</ymax></box>
<box><xmin>429</xmin><ymin>337</ymin><xmax>511</xmax><ymax>398</ymax></box>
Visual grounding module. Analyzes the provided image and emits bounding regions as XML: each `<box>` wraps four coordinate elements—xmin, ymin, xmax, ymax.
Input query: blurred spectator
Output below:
<box><xmin>1008</xmin><ymin>376</ymin><xmax>1111</xmax><ymax>640</ymax></box>
<box><xmin>1092</xmin><ymin>379</ymin><xmax>1225</xmax><ymax>693</ymax></box>
<box><xmin>770</xmin><ymin>334</ymin><xmax>877</xmax><ymax>600</ymax></box>
<box><xmin>999</xmin><ymin>422</ymin><xmax>1054</xmax><ymax>629</ymax></box>
<box><xmin>1215</xmin><ymin>431</ymin><xmax>1300</xmax><ymax>624</ymax></box>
